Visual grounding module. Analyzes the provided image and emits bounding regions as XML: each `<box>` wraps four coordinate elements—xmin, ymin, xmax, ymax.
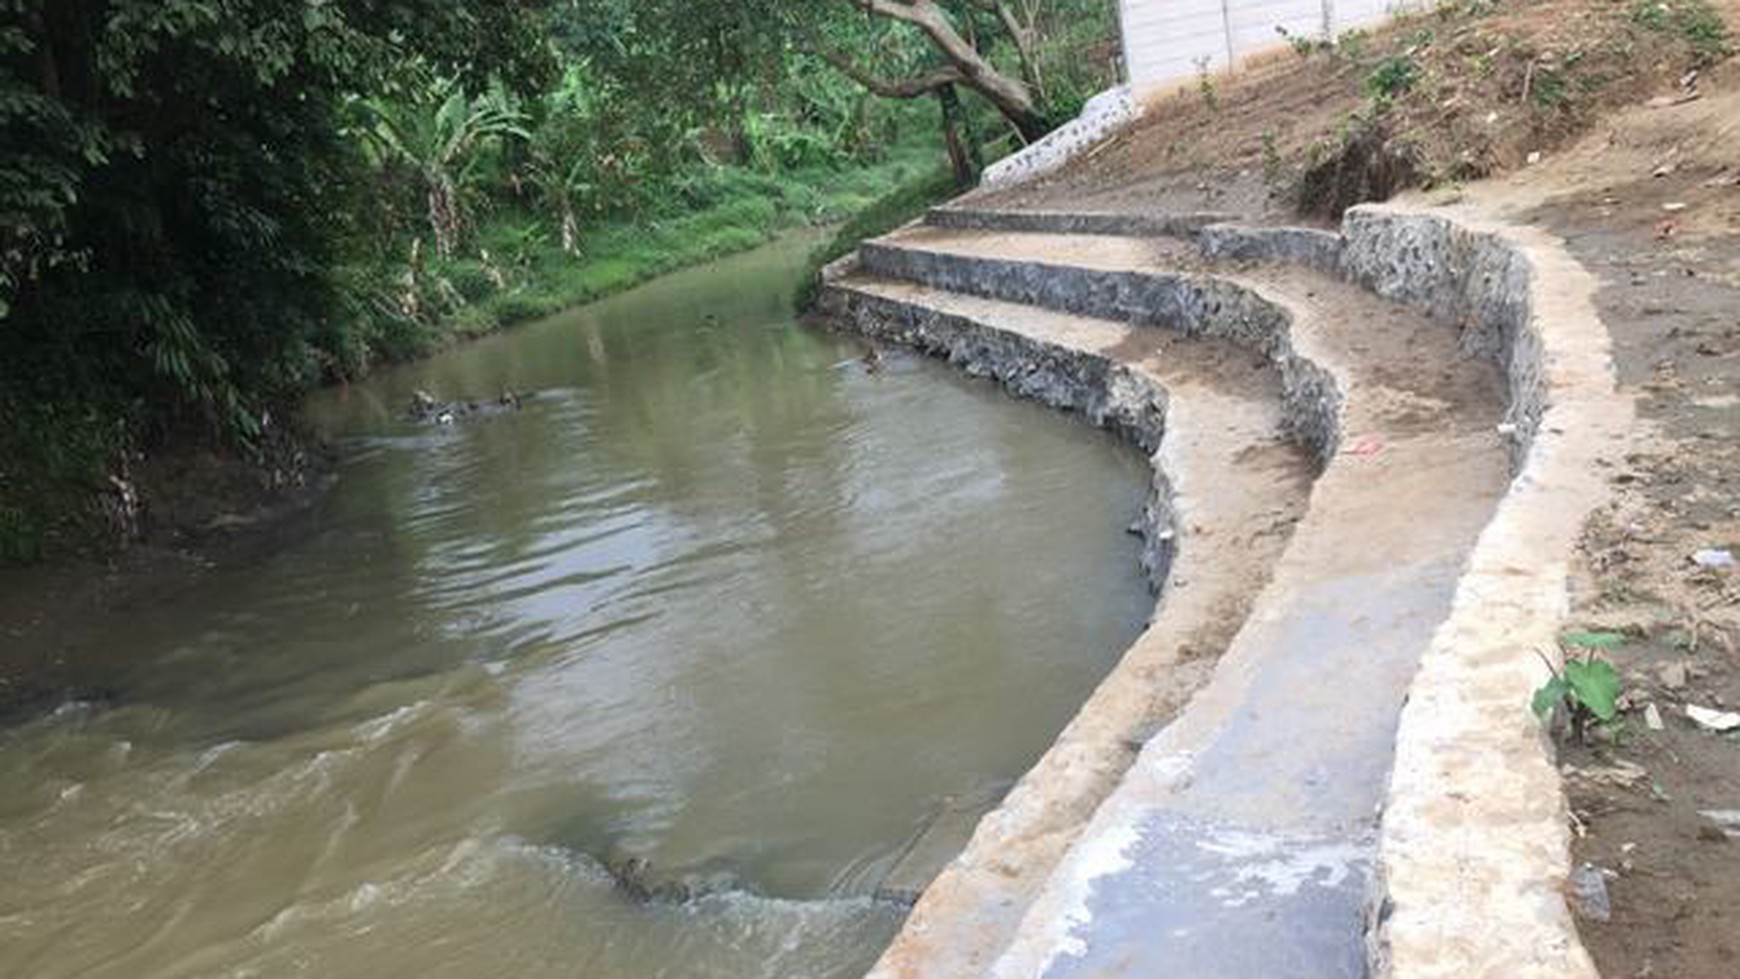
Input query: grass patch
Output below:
<box><xmin>389</xmin><ymin>144</ymin><xmax>942</xmax><ymax>358</ymax></box>
<box><xmin>791</xmin><ymin>165</ymin><xmax>962</xmax><ymax>312</ymax></box>
<box><xmin>1630</xmin><ymin>0</ymin><xmax>1732</xmax><ymax>63</ymax></box>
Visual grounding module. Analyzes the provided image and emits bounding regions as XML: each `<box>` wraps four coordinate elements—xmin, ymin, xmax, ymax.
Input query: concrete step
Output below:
<box><xmin>825</xmin><ymin>222</ymin><xmax>1516</xmax><ymax>978</ymax></box>
<box><xmin>925</xmin><ymin>206</ymin><xmax>1234</xmax><ymax>239</ymax></box>
<box><xmin>823</xmin><ymin>276</ymin><xmax>1313</xmax><ymax>975</ymax></box>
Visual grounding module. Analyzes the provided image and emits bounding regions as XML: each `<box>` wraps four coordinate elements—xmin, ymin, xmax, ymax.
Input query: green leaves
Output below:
<box><xmin>1366</xmin><ymin>55</ymin><xmax>1421</xmax><ymax>102</ymax></box>
<box><xmin>1563</xmin><ymin>657</ymin><xmax>1621</xmax><ymax>721</ymax></box>
<box><xmin>1</xmin><ymin>0</ymin><xmax>554</xmax><ymax>559</ymax></box>
<box><xmin>1531</xmin><ymin>675</ymin><xmax>1571</xmax><ymax>720</ymax></box>
<box><xmin>1532</xmin><ymin>641</ymin><xmax>1624</xmax><ymax>737</ymax></box>
<box><xmin>355</xmin><ymin>76</ymin><xmax>529</xmax><ymax>255</ymax></box>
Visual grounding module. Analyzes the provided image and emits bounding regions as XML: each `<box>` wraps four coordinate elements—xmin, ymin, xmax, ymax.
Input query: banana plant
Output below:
<box><xmin>356</xmin><ymin>78</ymin><xmax>530</xmax><ymax>257</ymax></box>
<box><xmin>527</xmin><ymin>69</ymin><xmax>602</xmax><ymax>255</ymax></box>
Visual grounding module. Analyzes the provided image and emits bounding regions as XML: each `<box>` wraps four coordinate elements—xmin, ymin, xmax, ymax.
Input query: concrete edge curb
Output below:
<box><xmin>1343</xmin><ymin>202</ymin><xmax>1631</xmax><ymax>979</ymax></box>
<box><xmin>979</xmin><ymin>87</ymin><xmax>1143</xmax><ymax>190</ymax></box>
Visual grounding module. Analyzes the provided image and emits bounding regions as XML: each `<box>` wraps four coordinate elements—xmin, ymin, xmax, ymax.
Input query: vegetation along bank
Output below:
<box><xmin>0</xmin><ymin>0</ymin><xmax>1120</xmax><ymax>561</ymax></box>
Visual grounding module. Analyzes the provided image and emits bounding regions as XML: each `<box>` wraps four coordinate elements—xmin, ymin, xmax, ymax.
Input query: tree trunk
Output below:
<box><xmin>400</xmin><ymin>238</ymin><xmax>425</xmax><ymax>321</ymax></box>
<box><xmin>428</xmin><ymin>175</ymin><xmax>461</xmax><ymax>258</ymax></box>
<box><xmin>817</xmin><ymin>1</ymin><xmax>1052</xmax><ymax>142</ymax></box>
<box><xmin>882</xmin><ymin>0</ymin><xmax>1050</xmax><ymax>140</ymax></box>
<box><xmin>954</xmin><ymin>58</ymin><xmax>1048</xmax><ymax>141</ymax></box>
<box><xmin>936</xmin><ymin>84</ymin><xmax>980</xmax><ymax>187</ymax></box>
<box><xmin>989</xmin><ymin>0</ymin><xmax>1046</xmax><ymax>104</ymax></box>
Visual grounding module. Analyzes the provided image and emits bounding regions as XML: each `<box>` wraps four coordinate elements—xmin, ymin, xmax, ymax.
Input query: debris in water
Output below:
<box><xmin>1344</xmin><ymin>437</ymin><xmax>1383</xmax><ymax>457</ymax></box>
<box><xmin>1685</xmin><ymin>704</ymin><xmax>1740</xmax><ymax>732</ymax></box>
<box><xmin>1644</xmin><ymin>702</ymin><xmax>1665</xmax><ymax>731</ymax></box>
<box><xmin>1565</xmin><ymin>863</ymin><xmax>1612</xmax><ymax>922</ymax></box>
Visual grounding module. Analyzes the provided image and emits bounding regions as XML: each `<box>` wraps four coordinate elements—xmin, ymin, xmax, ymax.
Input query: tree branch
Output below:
<box><xmin>821</xmin><ymin>0</ymin><xmax>1049</xmax><ymax>139</ymax></box>
<box><xmin>803</xmin><ymin>32</ymin><xmax>965</xmax><ymax>98</ymax></box>
<box><xmin>848</xmin><ymin>0</ymin><xmax>930</xmax><ymax>28</ymax></box>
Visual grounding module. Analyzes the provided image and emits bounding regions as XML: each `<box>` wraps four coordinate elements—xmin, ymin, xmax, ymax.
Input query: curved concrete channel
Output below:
<box><xmin>818</xmin><ymin>200</ymin><xmax>1629</xmax><ymax>977</ymax></box>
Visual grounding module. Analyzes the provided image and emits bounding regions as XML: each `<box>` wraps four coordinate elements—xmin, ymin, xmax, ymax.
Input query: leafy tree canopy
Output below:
<box><xmin>0</xmin><ymin>0</ymin><xmax>553</xmax><ymax>555</ymax></box>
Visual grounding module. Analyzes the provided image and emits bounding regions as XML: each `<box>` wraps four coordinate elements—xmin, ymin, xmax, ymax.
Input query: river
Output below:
<box><xmin>0</xmin><ymin>234</ymin><xmax>1151</xmax><ymax>978</ymax></box>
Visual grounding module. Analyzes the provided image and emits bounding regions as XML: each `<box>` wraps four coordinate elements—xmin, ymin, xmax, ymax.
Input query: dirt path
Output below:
<box><xmin>1438</xmin><ymin>54</ymin><xmax>1740</xmax><ymax>979</ymax></box>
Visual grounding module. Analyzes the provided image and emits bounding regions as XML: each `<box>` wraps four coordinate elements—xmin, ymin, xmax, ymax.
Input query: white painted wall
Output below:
<box><xmin>1119</xmin><ymin>0</ymin><xmax>1409</xmax><ymax>95</ymax></box>
<box><xmin>971</xmin><ymin>0</ymin><xmax>1416</xmax><ymax>191</ymax></box>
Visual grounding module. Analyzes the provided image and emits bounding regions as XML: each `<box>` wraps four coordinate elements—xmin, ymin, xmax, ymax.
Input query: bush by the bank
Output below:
<box><xmin>791</xmin><ymin>166</ymin><xmax>963</xmax><ymax>313</ymax></box>
<box><xmin>382</xmin><ymin>149</ymin><xmax>939</xmax><ymax>363</ymax></box>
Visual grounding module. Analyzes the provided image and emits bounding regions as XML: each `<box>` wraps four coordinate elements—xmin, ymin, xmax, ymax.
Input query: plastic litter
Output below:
<box><xmin>1566</xmin><ymin>864</ymin><xmax>1611</xmax><ymax>922</ymax></box>
<box><xmin>1686</xmin><ymin>704</ymin><xmax>1740</xmax><ymax>732</ymax></box>
<box><xmin>1691</xmin><ymin>548</ymin><xmax>1736</xmax><ymax>569</ymax></box>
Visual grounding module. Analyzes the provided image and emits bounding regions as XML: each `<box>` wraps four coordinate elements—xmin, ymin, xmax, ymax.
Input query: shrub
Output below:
<box><xmin>792</xmin><ymin>165</ymin><xmax>958</xmax><ymax>311</ymax></box>
<box><xmin>1367</xmin><ymin>55</ymin><xmax>1422</xmax><ymax>101</ymax></box>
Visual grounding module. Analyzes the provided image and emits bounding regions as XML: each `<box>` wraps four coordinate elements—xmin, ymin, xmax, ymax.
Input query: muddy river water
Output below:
<box><xmin>0</xmin><ymin>234</ymin><xmax>1151</xmax><ymax>978</ymax></box>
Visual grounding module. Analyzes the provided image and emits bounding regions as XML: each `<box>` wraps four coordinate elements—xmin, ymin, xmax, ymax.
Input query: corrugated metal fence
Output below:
<box><xmin>1119</xmin><ymin>0</ymin><xmax>1405</xmax><ymax>92</ymax></box>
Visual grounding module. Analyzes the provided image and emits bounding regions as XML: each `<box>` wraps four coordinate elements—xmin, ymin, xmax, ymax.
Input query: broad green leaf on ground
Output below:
<box><xmin>1532</xmin><ymin>676</ymin><xmax>1570</xmax><ymax>720</ymax></box>
<box><xmin>1564</xmin><ymin>657</ymin><xmax>1621</xmax><ymax>721</ymax></box>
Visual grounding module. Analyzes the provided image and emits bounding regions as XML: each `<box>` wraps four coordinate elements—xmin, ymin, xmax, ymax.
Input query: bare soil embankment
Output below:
<box><xmin>979</xmin><ymin>0</ymin><xmax>1729</xmax><ymax>223</ymax></box>
<box><xmin>1476</xmin><ymin>57</ymin><xmax>1740</xmax><ymax>979</ymax></box>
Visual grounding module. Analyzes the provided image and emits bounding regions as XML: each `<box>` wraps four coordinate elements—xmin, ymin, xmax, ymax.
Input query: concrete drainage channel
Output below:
<box><xmin>817</xmin><ymin>200</ymin><xmax>1630</xmax><ymax>978</ymax></box>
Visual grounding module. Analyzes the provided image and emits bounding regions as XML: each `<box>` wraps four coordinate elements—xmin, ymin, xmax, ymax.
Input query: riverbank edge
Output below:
<box><xmin>0</xmin><ymin>194</ymin><xmax>895</xmax><ymax>710</ymax></box>
<box><xmin>817</xmin><ymin>202</ymin><xmax>1630</xmax><ymax>978</ymax></box>
<box><xmin>1</xmin><ymin>153</ymin><xmax>952</xmax><ymax>568</ymax></box>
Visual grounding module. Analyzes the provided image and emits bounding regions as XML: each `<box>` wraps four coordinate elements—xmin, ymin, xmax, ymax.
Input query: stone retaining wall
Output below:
<box><xmin>821</xmin><ymin>288</ymin><xmax>1179</xmax><ymax>586</ymax></box>
<box><xmin>928</xmin><ymin>207</ymin><xmax>1232</xmax><ymax>239</ymax></box>
<box><xmin>1341</xmin><ymin>203</ymin><xmax>1628</xmax><ymax>979</ymax></box>
<box><xmin>828</xmin><ymin>200</ymin><xmax>1626</xmax><ymax>979</ymax></box>
<box><xmin>855</xmin><ymin>241</ymin><xmax>1344</xmax><ymax>463</ymax></box>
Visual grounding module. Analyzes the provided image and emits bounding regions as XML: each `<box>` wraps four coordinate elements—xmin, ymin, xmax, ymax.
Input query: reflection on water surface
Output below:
<box><xmin>0</xmin><ymin>234</ymin><xmax>1150</xmax><ymax>978</ymax></box>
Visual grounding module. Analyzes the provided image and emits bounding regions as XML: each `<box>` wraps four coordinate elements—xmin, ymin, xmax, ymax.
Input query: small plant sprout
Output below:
<box><xmin>1260</xmin><ymin>129</ymin><xmax>1283</xmax><ymax>185</ymax></box>
<box><xmin>1336</xmin><ymin>28</ymin><xmax>1372</xmax><ymax>58</ymax></box>
<box><xmin>1532</xmin><ymin>632</ymin><xmax>1626</xmax><ymax>742</ymax></box>
<box><xmin>1279</xmin><ymin>26</ymin><xmax>1332</xmax><ymax>58</ymax></box>
<box><xmin>1194</xmin><ymin>56</ymin><xmax>1220</xmax><ymax>112</ymax></box>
